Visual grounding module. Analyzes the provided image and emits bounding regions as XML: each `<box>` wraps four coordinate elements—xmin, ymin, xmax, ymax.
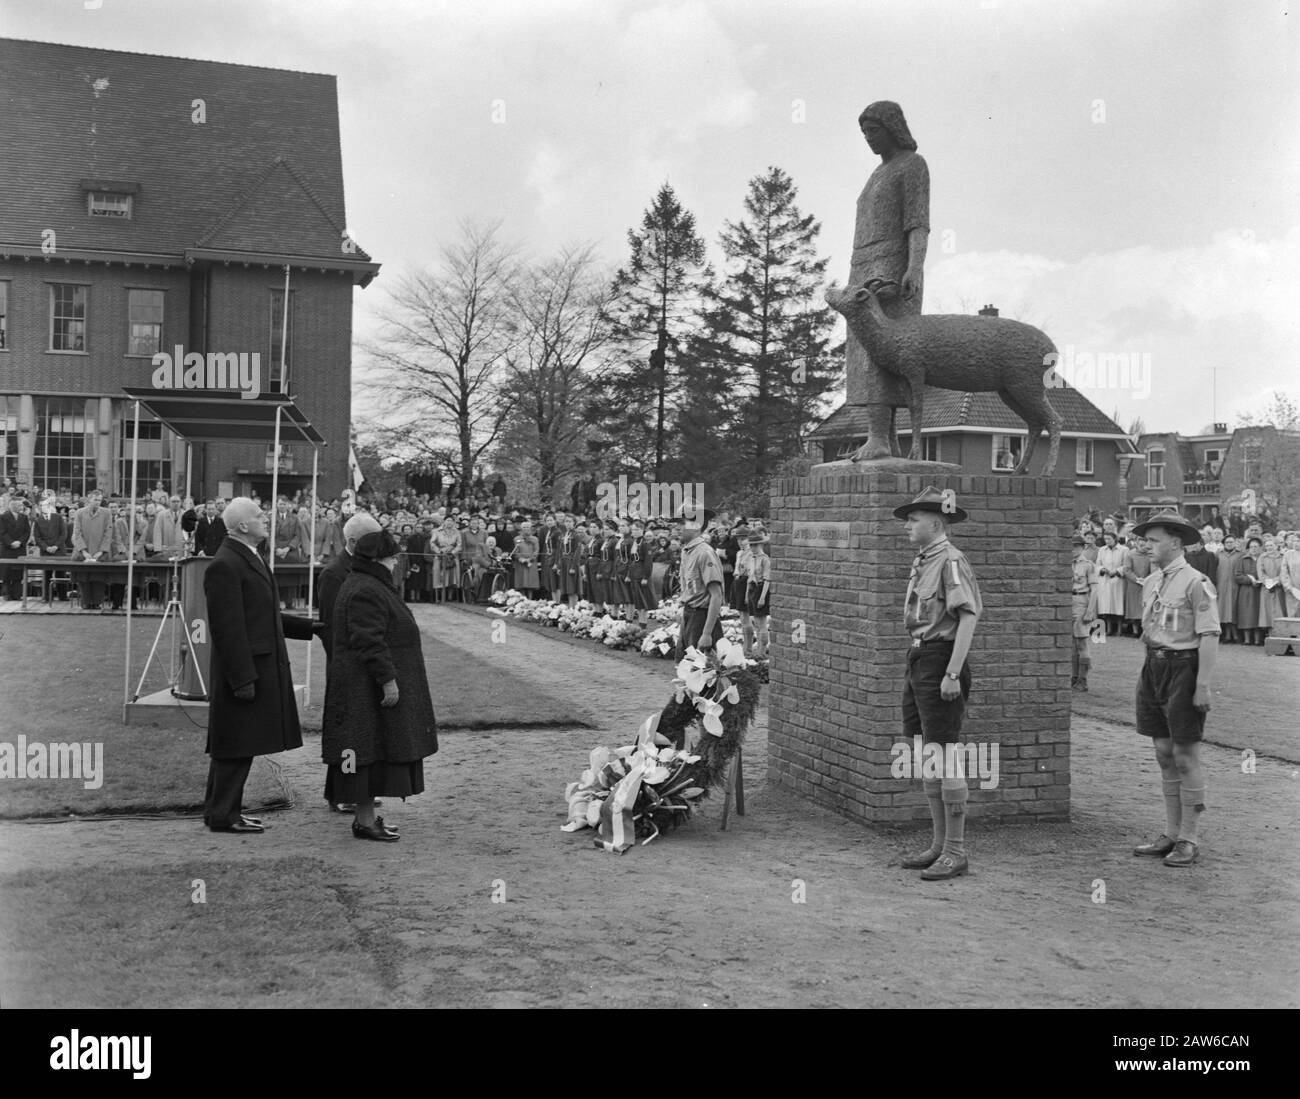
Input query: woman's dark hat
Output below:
<box><xmin>1132</xmin><ymin>509</ymin><xmax>1200</xmax><ymax>546</ymax></box>
<box><xmin>892</xmin><ymin>486</ymin><xmax>968</xmax><ymax>523</ymax></box>
<box><xmin>354</xmin><ymin>530</ymin><xmax>401</xmax><ymax>561</ymax></box>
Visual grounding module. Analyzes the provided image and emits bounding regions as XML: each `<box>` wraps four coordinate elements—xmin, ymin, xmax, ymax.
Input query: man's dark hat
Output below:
<box><xmin>1071</xmin><ymin>533</ymin><xmax>1085</xmax><ymax>547</ymax></box>
<box><xmin>354</xmin><ymin>530</ymin><xmax>401</xmax><ymax>561</ymax></box>
<box><xmin>1131</xmin><ymin>509</ymin><xmax>1200</xmax><ymax>546</ymax></box>
<box><xmin>892</xmin><ymin>485</ymin><xmax>968</xmax><ymax>523</ymax></box>
<box><xmin>676</xmin><ymin>502</ymin><xmax>716</xmax><ymax>527</ymax></box>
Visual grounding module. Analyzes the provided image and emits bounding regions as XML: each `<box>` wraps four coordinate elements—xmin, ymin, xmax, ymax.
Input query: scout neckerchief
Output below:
<box><xmin>905</xmin><ymin>535</ymin><xmax>951</xmax><ymax>620</ymax></box>
<box><xmin>1151</xmin><ymin>556</ymin><xmax>1192</xmax><ymax>632</ymax></box>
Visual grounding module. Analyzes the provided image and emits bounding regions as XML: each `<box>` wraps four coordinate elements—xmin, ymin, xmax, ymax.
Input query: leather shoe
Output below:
<box><xmin>374</xmin><ymin>815</ymin><xmax>399</xmax><ymax>836</ymax></box>
<box><xmin>901</xmin><ymin>847</ymin><xmax>942</xmax><ymax>869</ymax></box>
<box><xmin>1133</xmin><ymin>834</ymin><xmax>1175</xmax><ymax>857</ymax></box>
<box><xmin>920</xmin><ymin>853</ymin><xmax>969</xmax><ymax>880</ymax></box>
<box><xmin>1162</xmin><ymin>840</ymin><xmax>1199</xmax><ymax>867</ymax></box>
<box><xmin>209</xmin><ymin>819</ymin><xmax>264</xmax><ymax>834</ymax></box>
<box><xmin>352</xmin><ymin>820</ymin><xmax>399</xmax><ymax>842</ymax></box>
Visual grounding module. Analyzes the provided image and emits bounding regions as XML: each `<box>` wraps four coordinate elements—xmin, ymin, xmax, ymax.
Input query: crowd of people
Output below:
<box><xmin>0</xmin><ymin>478</ymin><xmax>775</xmax><ymax>657</ymax></box>
<box><xmin>1070</xmin><ymin>512</ymin><xmax>1300</xmax><ymax>654</ymax></box>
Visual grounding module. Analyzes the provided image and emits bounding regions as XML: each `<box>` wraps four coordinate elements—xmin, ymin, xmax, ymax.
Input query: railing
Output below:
<box><xmin>1183</xmin><ymin>480</ymin><xmax>1220</xmax><ymax>498</ymax></box>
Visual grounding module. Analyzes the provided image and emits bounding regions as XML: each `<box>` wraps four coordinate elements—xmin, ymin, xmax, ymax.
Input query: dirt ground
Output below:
<box><xmin>1</xmin><ymin>602</ymin><xmax>1296</xmax><ymax>1008</ymax></box>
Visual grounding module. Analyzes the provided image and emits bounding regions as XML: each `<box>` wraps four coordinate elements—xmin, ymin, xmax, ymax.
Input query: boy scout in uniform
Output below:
<box><xmin>894</xmin><ymin>487</ymin><xmax>983</xmax><ymax>881</ymax></box>
<box><xmin>1130</xmin><ymin>509</ymin><xmax>1220</xmax><ymax>868</ymax></box>
<box><xmin>674</xmin><ymin>505</ymin><xmax>724</xmax><ymax>660</ymax></box>
<box><xmin>1070</xmin><ymin>533</ymin><xmax>1101</xmax><ymax>690</ymax></box>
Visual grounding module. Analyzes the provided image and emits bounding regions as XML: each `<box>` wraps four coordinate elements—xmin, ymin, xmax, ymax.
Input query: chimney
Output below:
<box><xmin>978</xmin><ymin>304</ymin><xmax>998</xmax><ymax>317</ymax></box>
<box><xmin>1213</xmin><ymin>422</ymin><xmax>1226</xmax><ymax>433</ymax></box>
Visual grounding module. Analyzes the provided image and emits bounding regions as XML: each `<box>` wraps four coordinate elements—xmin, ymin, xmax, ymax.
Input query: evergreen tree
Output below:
<box><xmin>684</xmin><ymin>167</ymin><xmax>839</xmax><ymax>495</ymax></box>
<box><xmin>587</xmin><ymin>183</ymin><xmax>709</xmax><ymax>479</ymax></box>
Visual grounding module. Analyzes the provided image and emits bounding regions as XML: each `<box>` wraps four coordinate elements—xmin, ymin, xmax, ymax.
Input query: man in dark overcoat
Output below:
<box><xmin>203</xmin><ymin>496</ymin><xmax>320</xmax><ymax>833</ymax></box>
<box><xmin>1</xmin><ymin>494</ymin><xmax>32</xmax><ymax>600</ymax></box>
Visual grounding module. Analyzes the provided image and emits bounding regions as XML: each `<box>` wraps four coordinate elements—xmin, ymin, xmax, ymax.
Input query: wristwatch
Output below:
<box><xmin>943</xmin><ymin>672</ymin><xmax>960</xmax><ymax>682</ymax></box>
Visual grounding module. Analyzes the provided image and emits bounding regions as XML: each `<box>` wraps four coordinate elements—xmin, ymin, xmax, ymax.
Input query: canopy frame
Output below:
<box><xmin>120</xmin><ymin>386</ymin><xmax>326</xmax><ymax>723</ymax></box>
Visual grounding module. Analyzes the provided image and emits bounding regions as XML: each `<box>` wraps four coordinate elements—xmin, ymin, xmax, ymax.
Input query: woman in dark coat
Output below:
<box><xmin>558</xmin><ymin>515</ymin><xmax>583</xmax><ymax>604</ymax></box>
<box><xmin>611</xmin><ymin>517</ymin><xmax>634</xmax><ymax>619</ymax></box>
<box><xmin>322</xmin><ymin>530</ymin><xmax>438</xmax><ymax>841</ymax></box>
<box><xmin>582</xmin><ymin>519</ymin><xmax>603</xmax><ymax>605</ymax></box>
<box><xmin>1233</xmin><ymin>537</ymin><xmax>1263</xmax><ymax>646</ymax></box>
<box><xmin>538</xmin><ymin>512</ymin><xmax>559</xmax><ymax>602</ymax></box>
<box><xmin>627</xmin><ymin>519</ymin><xmax>659</xmax><ymax>620</ymax></box>
<box><xmin>595</xmin><ymin>520</ymin><xmax>618</xmax><ymax>614</ymax></box>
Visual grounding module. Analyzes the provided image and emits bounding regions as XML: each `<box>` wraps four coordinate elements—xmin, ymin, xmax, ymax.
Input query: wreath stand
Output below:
<box><xmin>720</xmin><ymin>747</ymin><xmax>745</xmax><ymax>830</ymax></box>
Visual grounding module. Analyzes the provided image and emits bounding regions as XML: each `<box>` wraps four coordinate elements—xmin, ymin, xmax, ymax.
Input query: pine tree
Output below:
<box><xmin>586</xmin><ymin>183</ymin><xmax>709</xmax><ymax>480</ymax></box>
<box><xmin>683</xmin><ymin>167</ymin><xmax>839</xmax><ymax>496</ymax></box>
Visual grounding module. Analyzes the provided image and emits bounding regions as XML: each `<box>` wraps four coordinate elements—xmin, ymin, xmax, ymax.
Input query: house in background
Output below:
<box><xmin>0</xmin><ymin>38</ymin><xmax>378</xmax><ymax>501</ymax></box>
<box><xmin>809</xmin><ymin>385</ymin><xmax>1138</xmax><ymax>517</ymax></box>
<box><xmin>1134</xmin><ymin>423</ymin><xmax>1300</xmax><ymax>530</ymax></box>
<box><xmin>1129</xmin><ymin>425</ymin><xmax>1232</xmax><ymax>526</ymax></box>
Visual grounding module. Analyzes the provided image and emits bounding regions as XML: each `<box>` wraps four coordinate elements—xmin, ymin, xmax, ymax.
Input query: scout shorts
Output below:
<box><xmin>1136</xmin><ymin>649</ymin><xmax>1205</xmax><ymax>744</ymax></box>
<box><xmin>902</xmin><ymin>641</ymin><xmax>971</xmax><ymax>745</ymax></box>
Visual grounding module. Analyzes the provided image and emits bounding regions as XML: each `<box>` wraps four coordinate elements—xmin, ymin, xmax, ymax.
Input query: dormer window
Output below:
<box><xmin>80</xmin><ymin>178</ymin><xmax>139</xmax><ymax>219</ymax></box>
<box><xmin>88</xmin><ymin>192</ymin><xmax>132</xmax><ymax>218</ymax></box>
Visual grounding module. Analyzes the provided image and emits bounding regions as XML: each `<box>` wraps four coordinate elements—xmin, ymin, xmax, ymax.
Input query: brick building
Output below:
<box><xmin>1133</xmin><ymin>423</ymin><xmax>1300</xmax><ymax>530</ymax></box>
<box><xmin>810</xmin><ymin>386</ymin><xmax>1137</xmax><ymax>517</ymax></box>
<box><xmin>0</xmin><ymin>38</ymin><xmax>378</xmax><ymax>501</ymax></box>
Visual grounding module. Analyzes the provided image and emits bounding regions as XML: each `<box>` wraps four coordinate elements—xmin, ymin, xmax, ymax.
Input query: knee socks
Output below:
<box><xmin>923</xmin><ymin>777</ymin><xmax>945</xmax><ymax>853</ymax></box>
<box><xmin>941</xmin><ymin>778</ymin><xmax>968</xmax><ymax>859</ymax></box>
<box><xmin>1178</xmin><ymin>786</ymin><xmax>1205</xmax><ymax>844</ymax></box>
<box><xmin>1162</xmin><ymin>778</ymin><xmax>1182</xmax><ymax>837</ymax></box>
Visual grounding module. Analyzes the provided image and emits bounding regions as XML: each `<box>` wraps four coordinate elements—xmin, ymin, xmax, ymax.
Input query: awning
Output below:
<box><xmin>120</xmin><ymin>388</ymin><xmax>327</xmax><ymax>447</ymax></box>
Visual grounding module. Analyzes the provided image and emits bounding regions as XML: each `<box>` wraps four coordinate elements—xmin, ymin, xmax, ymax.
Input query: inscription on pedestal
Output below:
<box><xmin>791</xmin><ymin>521</ymin><xmax>851</xmax><ymax>549</ymax></box>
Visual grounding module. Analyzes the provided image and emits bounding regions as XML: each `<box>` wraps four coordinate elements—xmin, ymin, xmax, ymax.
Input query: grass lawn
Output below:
<box><xmin>0</xmin><ymin>614</ymin><xmax>587</xmax><ymax>819</ymax></box>
<box><xmin>0</xmin><ymin>617</ymin><xmax>286</xmax><ymax>819</ymax></box>
<box><xmin>0</xmin><ymin>857</ymin><xmax>390</xmax><ymax>1007</ymax></box>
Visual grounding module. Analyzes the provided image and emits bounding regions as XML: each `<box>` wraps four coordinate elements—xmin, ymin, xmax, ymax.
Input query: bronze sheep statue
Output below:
<box><xmin>825</xmin><ymin>278</ymin><xmax>1063</xmax><ymax>476</ymax></box>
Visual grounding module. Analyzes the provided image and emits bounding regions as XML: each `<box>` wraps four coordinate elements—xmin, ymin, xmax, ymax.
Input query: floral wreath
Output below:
<box><xmin>562</xmin><ymin>638</ymin><xmax>761</xmax><ymax>852</ymax></box>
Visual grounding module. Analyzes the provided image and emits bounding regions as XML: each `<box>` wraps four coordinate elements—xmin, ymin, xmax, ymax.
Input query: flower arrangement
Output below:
<box><xmin>490</xmin><ymin>592</ymin><xmax>648</xmax><ymax>650</ymax></box>
<box><xmin>562</xmin><ymin>639</ymin><xmax>761</xmax><ymax>853</ymax></box>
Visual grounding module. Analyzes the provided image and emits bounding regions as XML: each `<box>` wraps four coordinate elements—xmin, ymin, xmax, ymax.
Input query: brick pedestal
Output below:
<box><xmin>767</xmin><ymin>470</ymin><xmax>1074</xmax><ymax>825</ymax></box>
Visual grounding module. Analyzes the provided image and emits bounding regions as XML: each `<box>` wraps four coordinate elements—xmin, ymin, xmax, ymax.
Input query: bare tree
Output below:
<box><xmin>497</xmin><ymin>245</ymin><xmax>618</xmax><ymax>504</ymax></box>
<box><xmin>358</xmin><ymin>220</ymin><xmax>520</xmax><ymax>496</ymax></box>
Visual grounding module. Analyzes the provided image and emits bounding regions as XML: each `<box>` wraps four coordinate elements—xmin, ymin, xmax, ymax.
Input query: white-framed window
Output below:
<box><xmin>49</xmin><ymin>284</ymin><xmax>88</xmax><ymax>352</ymax></box>
<box><xmin>1146</xmin><ymin>446</ymin><xmax>1165</xmax><ymax>489</ymax></box>
<box><xmin>127</xmin><ymin>289</ymin><xmax>165</xmax><ymax>357</ymax></box>
<box><xmin>1203</xmin><ymin>448</ymin><xmax>1223</xmax><ymax>476</ymax></box>
<box><xmin>87</xmin><ymin>191</ymin><xmax>133</xmax><ymax>218</ymax></box>
<box><xmin>992</xmin><ymin>434</ymin><xmax>1023</xmax><ymax>471</ymax></box>
<box><xmin>1076</xmin><ymin>438</ymin><xmax>1095</xmax><ymax>476</ymax></box>
<box><xmin>119</xmin><ymin>413</ymin><xmax>171</xmax><ymax>493</ymax></box>
<box><xmin>1242</xmin><ymin>442</ymin><xmax>1264</xmax><ymax>484</ymax></box>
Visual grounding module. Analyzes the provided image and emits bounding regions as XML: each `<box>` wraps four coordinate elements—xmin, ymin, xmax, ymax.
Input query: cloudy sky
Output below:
<box><xmin>5</xmin><ymin>0</ymin><xmax>1297</xmax><ymax>434</ymax></box>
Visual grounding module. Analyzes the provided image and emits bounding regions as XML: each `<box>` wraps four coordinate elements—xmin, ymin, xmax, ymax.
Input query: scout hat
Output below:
<box><xmin>892</xmin><ymin>485</ymin><xmax>968</xmax><ymax>523</ymax></box>
<box><xmin>676</xmin><ymin>501</ymin><xmax>716</xmax><ymax>528</ymax></box>
<box><xmin>745</xmin><ymin>530</ymin><xmax>770</xmax><ymax>545</ymax></box>
<box><xmin>1132</xmin><ymin>509</ymin><xmax>1200</xmax><ymax>546</ymax></box>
